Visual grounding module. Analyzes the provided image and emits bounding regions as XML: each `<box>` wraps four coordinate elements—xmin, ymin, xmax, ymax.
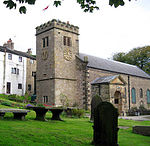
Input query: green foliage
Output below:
<box><xmin>64</xmin><ymin>108</ymin><xmax>85</xmax><ymax>118</ymax></box>
<box><xmin>36</xmin><ymin>103</ymin><xmax>45</xmax><ymax>107</ymax></box>
<box><xmin>3</xmin><ymin>0</ymin><xmax>134</xmax><ymax>14</ymax></box>
<box><xmin>59</xmin><ymin>93</ymin><xmax>71</xmax><ymax>107</ymax></box>
<box><xmin>1</xmin><ymin>101</ymin><xmax>12</xmax><ymax>106</ymax></box>
<box><xmin>71</xmin><ymin>108</ymin><xmax>85</xmax><ymax>118</ymax></box>
<box><xmin>113</xmin><ymin>46</ymin><xmax>150</xmax><ymax>74</ymax></box>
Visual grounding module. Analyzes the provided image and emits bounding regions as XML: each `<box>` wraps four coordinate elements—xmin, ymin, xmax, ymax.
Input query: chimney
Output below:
<box><xmin>3</xmin><ymin>38</ymin><xmax>14</xmax><ymax>50</ymax></box>
<box><xmin>27</xmin><ymin>48</ymin><xmax>32</xmax><ymax>55</ymax></box>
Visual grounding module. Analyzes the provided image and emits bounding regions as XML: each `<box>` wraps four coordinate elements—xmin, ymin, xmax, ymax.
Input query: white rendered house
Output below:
<box><xmin>0</xmin><ymin>39</ymin><xmax>36</xmax><ymax>96</ymax></box>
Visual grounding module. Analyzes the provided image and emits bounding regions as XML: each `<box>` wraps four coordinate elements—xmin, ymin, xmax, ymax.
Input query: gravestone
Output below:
<box><xmin>92</xmin><ymin>102</ymin><xmax>119</xmax><ymax>146</ymax></box>
<box><xmin>90</xmin><ymin>94</ymin><xmax>102</xmax><ymax>122</ymax></box>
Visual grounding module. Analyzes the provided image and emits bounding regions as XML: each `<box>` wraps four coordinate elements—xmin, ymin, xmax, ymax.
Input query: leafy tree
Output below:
<box><xmin>3</xmin><ymin>0</ymin><xmax>134</xmax><ymax>14</ymax></box>
<box><xmin>113</xmin><ymin>46</ymin><xmax>150</xmax><ymax>74</ymax></box>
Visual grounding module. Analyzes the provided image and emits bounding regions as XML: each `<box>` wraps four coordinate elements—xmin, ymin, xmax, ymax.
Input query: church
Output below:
<box><xmin>36</xmin><ymin>19</ymin><xmax>150</xmax><ymax>114</ymax></box>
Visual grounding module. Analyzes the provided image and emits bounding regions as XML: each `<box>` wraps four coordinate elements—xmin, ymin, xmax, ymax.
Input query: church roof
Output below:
<box><xmin>0</xmin><ymin>46</ymin><xmax>36</xmax><ymax>60</ymax></box>
<box><xmin>91</xmin><ymin>75</ymin><xmax>126</xmax><ymax>85</ymax></box>
<box><xmin>78</xmin><ymin>53</ymin><xmax>150</xmax><ymax>79</ymax></box>
<box><xmin>91</xmin><ymin>75</ymin><xmax>119</xmax><ymax>84</ymax></box>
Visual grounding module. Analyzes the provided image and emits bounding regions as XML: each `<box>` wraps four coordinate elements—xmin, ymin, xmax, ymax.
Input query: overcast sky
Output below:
<box><xmin>0</xmin><ymin>0</ymin><xmax>150</xmax><ymax>59</ymax></box>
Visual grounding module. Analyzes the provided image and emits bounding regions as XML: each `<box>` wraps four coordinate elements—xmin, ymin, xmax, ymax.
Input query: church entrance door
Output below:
<box><xmin>114</xmin><ymin>91</ymin><xmax>122</xmax><ymax>115</ymax></box>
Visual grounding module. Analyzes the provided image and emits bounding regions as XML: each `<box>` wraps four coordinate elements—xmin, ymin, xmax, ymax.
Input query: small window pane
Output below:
<box><xmin>18</xmin><ymin>84</ymin><xmax>22</xmax><ymax>89</ymax></box>
<box><xmin>131</xmin><ymin>88</ymin><xmax>136</xmax><ymax>104</ymax></box>
<box><xmin>140</xmin><ymin>88</ymin><xmax>143</xmax><ymax>98</ymax></box>
<box><xmin>147</xmin><ymin>89</ymin><xmax>150</xmax><ymax>104</ymax></box>
<box><xmin>19</xmin><ymin>56</ymin><xmax>22</xmax><ymax>62</ymax></box>
<box><xmin>8</xmin><ymin>54</ymin><xmax>12</xmax><ymax>60</ymax></box>
<box><xmin>28</xmin><ymin>84</ymin><xmax>31</xmax><ymax>91</ymax></box>
<box><xmin>114</xmin><ymin>99</ymin><xmax>119</xmax><ymax>104</ymax></box>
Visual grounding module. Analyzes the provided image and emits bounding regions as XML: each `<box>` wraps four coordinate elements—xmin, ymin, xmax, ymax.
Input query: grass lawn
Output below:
<box><xmin>0</xmin><ymin>110</ymin><xmax>150</xmax><ymax>146</ymax></box>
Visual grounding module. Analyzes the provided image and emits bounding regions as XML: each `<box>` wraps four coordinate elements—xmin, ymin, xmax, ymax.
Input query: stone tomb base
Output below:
<box><xmin>133</xmin><ymin>126</ymin><xmax>150</xmax><ymax>136</ymax></box>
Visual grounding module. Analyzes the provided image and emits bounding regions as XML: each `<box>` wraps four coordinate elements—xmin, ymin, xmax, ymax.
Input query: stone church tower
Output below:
<box><xmin>36</xmin><ymin>19</ymin><xmax>80</xmax><ymax>106</ymax></box>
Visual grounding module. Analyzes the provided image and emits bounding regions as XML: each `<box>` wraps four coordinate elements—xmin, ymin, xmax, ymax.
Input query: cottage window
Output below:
<box><xmin>18</xmin><ymin>84</ymin><xmax>22</xmax><ymax>89</ymax></box>
<box><xmin>147</xmin><ymin>89</ymin><xmax>150</xmax><ymax>104</ymax></box>
<box><xmin>131</xmin><ymin>88</ymin><xmax>136</xmax><ymax>104</ymax></box>
<box><xmin>19</xmin><ymin>56</ymin><xmax>22</xmax><ymax>62</ymax></box>
<box><xmin>11</xmin><ymin>68</ymin><xmax>19</xmax><ymax>75</ymax></box>
<box><xmin>8</xmin><ymin>54</ymin><xmax>12</xmax><ymax>60</ymax></box>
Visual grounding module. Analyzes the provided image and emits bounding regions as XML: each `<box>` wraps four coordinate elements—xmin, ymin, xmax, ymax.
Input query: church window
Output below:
<box><xmin>63</xmin><ymin>36</ymin><xmax>71</xmax><ymax>46</ymax></box>
<box><xmin>42</xmin><ymin>36</ymin><xmax>49</xmax><ymax>48</ymax></box>
<box><xmin>131</xmin><ymin>88</ymin><xmax>136</xmax><ymax>104</ymax></box>
<box><xmin>140</xmin><ymin>88</ymin><xmax>143</xmax><ymax>98</ymax></box>
<box><xmin>124</xmin><ymin>87</ymin><xmax>126</xmax><ymax>98</ymax></box>
<box><xmin>147</xmin><ymin>89</ymin><xmax>150</xmax><ymax>104</ymax></box>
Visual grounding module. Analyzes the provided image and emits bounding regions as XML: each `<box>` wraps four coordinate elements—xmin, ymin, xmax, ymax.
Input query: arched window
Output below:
<box><xmin>140</xmin><ymin>88</ymin><xmax>143</xmax><ymax>98</ymax></box>
<box><xmin>131</xmin><ymin>88</ymin><xmax>136</xmax><ymax>104</ymax></box>
<box><xmin>147</xmin><ymin>89</ymin><xmax>150</xmax><ymax>104</ymax></box>
<box><xmin>124</xmin><ymin>87</ymin><xmax>126</xmax><ymax>98</ymax></box>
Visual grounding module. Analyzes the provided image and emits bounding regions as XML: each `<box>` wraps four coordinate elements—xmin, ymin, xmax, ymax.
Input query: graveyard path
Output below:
<box><xmin>119</xmin><ymin>115</ymin><xmax>150</xmax><ymax>121</ymax></box>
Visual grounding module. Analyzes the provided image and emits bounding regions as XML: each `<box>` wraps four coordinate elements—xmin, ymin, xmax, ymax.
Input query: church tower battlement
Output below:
<box><xmin>36</xmin><ymin>19</ymin><xmax>79</xmax><ymax>36</ymax></box>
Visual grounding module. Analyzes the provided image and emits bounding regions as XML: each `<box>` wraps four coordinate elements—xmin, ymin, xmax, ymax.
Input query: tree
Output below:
<box><xmin>3</xmin><ymin>0</ymin><xmax>134</xmax><ymax>14</ymax></box>
<box><xmin>113</xmin><ymin>46</ymin><xmax>150</xmax><ymax>74</ymax></box>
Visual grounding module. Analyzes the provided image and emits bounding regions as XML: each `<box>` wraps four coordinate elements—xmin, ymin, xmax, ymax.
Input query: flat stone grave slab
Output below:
<box><xmin>133</xmin><ymin>126</ymin><xmax>150</xmax><ymax>136</ymax></box>
<box><xmin>0</xmin><ymin>108</ymin><xmax>30</xmax><ymax>120</ymax></box>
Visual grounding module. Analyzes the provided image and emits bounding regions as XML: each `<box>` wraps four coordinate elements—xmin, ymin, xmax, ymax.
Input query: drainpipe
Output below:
<box><xmin>3</xmin><ymin>48</ymin><xmax>6</xmax><ymax>93</ymax></box>
<box><xmin>128</xmin><ymin>75</ymin><xmax>130</xmax><ymax>110</ymax></box>
<box><xmin>22</xmin><ymin>58</ymin><xmax>25</xmax><ymax>96</ymax></box>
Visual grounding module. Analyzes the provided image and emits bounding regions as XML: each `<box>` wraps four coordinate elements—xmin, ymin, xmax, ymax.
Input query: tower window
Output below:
<box><xmin>63</xmin><ymin>36</ymin><xmax>71</xmax><ymax>46</ymax></box>
<box><xmin>42</xmin><ymin>36</ymin><xmax>49</xmax><ymax>48</ymax></box>
<box><xmin>43</xmin><ymin>96</ymin><xmax>48</xmax><ymax>103</ymax></box>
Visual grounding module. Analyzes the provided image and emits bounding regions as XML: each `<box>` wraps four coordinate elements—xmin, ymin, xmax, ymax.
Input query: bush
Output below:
<box><xmin>64</xmin><ymin>108</ymin><xmax>85</xmax><ymax>118</ymax></box>
<box><xmin>7</xmin><ymin>94</ymin><xmax>24</xmax><ymax>103</ymax></box>
<box><xmin>1</xmin><ymin>101</ymin><xmax>12</xmax><ymax>106</ymax></box>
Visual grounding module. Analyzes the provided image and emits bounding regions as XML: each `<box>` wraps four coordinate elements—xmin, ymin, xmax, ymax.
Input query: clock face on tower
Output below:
<box><xmin>41</xmin><ymin>49</ymin><xmax>48</xmax><ymax>60</ymax></box>
<box><xmin>63</xmin><ymin>48</ymin><xmax>72</xmax><ymax>61</ymax></box>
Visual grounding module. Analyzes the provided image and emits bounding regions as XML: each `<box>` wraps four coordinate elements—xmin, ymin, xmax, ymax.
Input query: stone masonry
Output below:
<box><xmin>36</xmin><ymin>19</ymin><xmax>150</xmax><ymax>113</ymax></box>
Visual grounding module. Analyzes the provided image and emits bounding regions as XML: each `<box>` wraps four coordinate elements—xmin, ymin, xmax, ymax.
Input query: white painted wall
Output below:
<box><xmin>0</xmin><ymin>51</ymin><xmax>27</xmax><ymax>96</ymax></box>
<box><xmin>0</xmin><ymin>52</ymin><xmax>4</xmax><ymax>93</ymax></box>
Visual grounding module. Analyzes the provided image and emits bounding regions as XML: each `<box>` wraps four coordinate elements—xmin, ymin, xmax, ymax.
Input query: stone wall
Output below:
<box><xmin>26</xmin><ymin>58</ymin><xmax>36</xmax><ymax>96</ymax></box>
<box><xmin>88</xmin><ymin>67</ymin><xmax>150</xmax><ymax>111</ymax></box>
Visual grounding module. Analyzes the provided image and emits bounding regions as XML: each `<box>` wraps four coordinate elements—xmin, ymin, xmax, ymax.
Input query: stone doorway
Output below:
<box><xmin>114</xmin><ymin>91</ymin><xmax>122</xmax><ymax>115</ymax></box>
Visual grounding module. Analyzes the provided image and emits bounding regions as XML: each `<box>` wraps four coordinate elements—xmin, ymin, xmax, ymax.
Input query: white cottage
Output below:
<box><xmin>0</xmin><ymin>39</ymin><xmax>36</xmax><ymax>96</ymax></box>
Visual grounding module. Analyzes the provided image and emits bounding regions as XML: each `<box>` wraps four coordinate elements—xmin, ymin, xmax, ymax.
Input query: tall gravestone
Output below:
<box><xmin>90</xmin><ymin>94</ymin><xmax>102</xmax><ymax>122</ymax></box>
<box><xmin>93</xmin><ymin>102</ymin><xmax>119</xmax><ymax>146</ymax></box>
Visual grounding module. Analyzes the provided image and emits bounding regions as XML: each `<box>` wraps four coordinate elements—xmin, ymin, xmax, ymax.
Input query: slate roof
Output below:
<box><xmin>0</xmin><ymin>46</ymin><xmax>36</xmax><ymax>60</ymax></box>
<box><xmin>78</xmin><ymin>53</ymin><xmax>150</xmax><ymax>79</ymax></box>
<box><xmin>91</xmin><ymin>75</ymin><xmax>119</xmax><ymax>84</ymax></box>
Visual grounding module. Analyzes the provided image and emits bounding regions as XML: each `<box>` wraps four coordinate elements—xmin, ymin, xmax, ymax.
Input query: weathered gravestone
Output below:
<box><xmin>90</xmin><ymin>94</ymin><xmax>102</xmax><ymax>122</ymax></box>
<box><xmin>92</xmin><ymin>102</ymin><xmax>119</xmax><ymax>146</ymax></box>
